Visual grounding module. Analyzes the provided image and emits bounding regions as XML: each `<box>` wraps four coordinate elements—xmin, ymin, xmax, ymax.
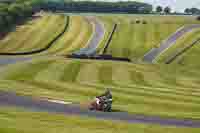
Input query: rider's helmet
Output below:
<box><xmin>105</xmin><ymin>88</ymin><xmax>112</xmax><ymax>99</ymax></box>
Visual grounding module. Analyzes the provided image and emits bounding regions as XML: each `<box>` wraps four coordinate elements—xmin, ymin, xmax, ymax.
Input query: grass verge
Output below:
<box><xmin>1</xmin><ymin>57</ymin><xmax>200</xmax><ymax>119</ymax></box>
<box><xmin>0</xmin><ymin>107</ymin><xmax>200</xmax><ymax>133</ymax></box>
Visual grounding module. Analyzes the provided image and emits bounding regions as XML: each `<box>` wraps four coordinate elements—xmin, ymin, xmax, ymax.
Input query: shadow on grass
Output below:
<box><xmin>111</xmin><ymin>108</ymin><xmax>127</xmax><ymax>113</ymax></box>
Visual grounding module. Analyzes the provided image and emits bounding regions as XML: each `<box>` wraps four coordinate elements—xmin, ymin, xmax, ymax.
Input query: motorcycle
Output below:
<box><xmin>89</xmin><ymin>96</ymin><xmax>112</xmax><ymax>112</ymax></box>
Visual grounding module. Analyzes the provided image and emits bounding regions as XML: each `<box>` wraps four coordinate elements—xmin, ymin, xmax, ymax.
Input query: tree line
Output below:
<box><xmin>43</xmin><ymin>1</ymin><xmax>152</xmax><ymax>14</ymax></box>
<box><xmin>184</xmin><ymin>8</ymin><xmax>200</xmax><ymax>15</ymax></box>
<box><xmin>0</xmin><ymin>0</ymin><xmax>45</xmax><ymax>32</ymax></box>
<box><xmin>0</xmin><ymin>0</ymin><xmax>153</xmax><ymax>33</ymax></box>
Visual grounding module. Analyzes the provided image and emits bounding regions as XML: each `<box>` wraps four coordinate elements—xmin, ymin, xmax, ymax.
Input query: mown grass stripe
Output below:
<box><xmin>0</xmin><ymin>15</ymin><xmax>69</xmax><ymax>55</ymax></box>
<box><xmin>48</xmin><ymin>16</ymin><xmax>92</xmax><ymax>55</ymax></box>
<box><xmin>46</xmin><ymin>16</ymin><xmax>82</xmax><ymax>54</ymax></box>
<box><xmin>0</xmin><ymin>15</ymin><xmax>51</xmax><ymax>51</ymax></box>
<box><xmin>64</xmin><ymin>17</ymin><xmax>92</xmax><ymax>54</ymax></box>
<box><xmin>81</xmin><ymin>75</ymin><xmax>200</xmax><ymax>105</ymax></box>
<box><xmin>112</xmin><ymin>64</ymin><xmax>133</xmax><ymax>85</ymax></box>
<box><xmin>23</xmin><ymin>15</ymin><xmax>65</xmax><ymax>51</ymax></box>
<box><xmin>61</xmin><ymin>61</ymin><xmax>82</xmax><ymax>82</ymax></box>
<box><xmin>35</xmin><ymin>61</ymin><xmax>69</xmax><ymax>82</ymax></box>
<box><xmin>98</xmin><ymin>64</ymin><xmax>113</xmax><ymax>85</ymax></box>
<box><xmin>4</xmin><ymin>60</ymin><xmax>55</xmax><ymax>81</ymax></box>
<box><xmin>9</xmin><ymin>17</ymin><xmax>50</xmax><ymax>51</ymax></box>
<box><xmin>75</xmin><ymin>82</ymin><xmax>200</xmax><ymax>115</ymax></box>
<box><xmin>78</xmin><ymin>81</ymin><xmax>200</xmax><ymax>118</ymax></box>
<box><xmin>76</xmin><ymin>62</ymin><xmax>99</xmax><ymax>84</ymax></box>
<box><xmin>17</xmin><ymin>15</ymin><xmax>55</xmax><ymax>51</ymax></box>
<box><xmin>122</xmin><ymin>24</ymin><xmax>134</xmax><ymax>58</ymax></box>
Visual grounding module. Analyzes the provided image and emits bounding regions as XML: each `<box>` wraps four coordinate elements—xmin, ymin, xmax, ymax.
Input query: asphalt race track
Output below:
<box><xmin>143</xmin><ymin>24</ymin><xmax>200</xmax><ymax>63</ymax></box>
<box><xmin>0</xmin><ymin>91</ymin><xmax>200</xmax><ymax>128</ymax></box>
<box><xmin>73</xmin><ymin>16</ymin><xmax>105</xmax><ymax>55</ymax></box>
<box><xmin>0</xmin><ymin>56</ymin><xmax>33</xmax><ymax>66</ymax></box>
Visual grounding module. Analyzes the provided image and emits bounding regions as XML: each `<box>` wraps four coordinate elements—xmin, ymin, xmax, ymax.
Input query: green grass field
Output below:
<box><xmin>99</xmin><ymin>15</ymin><xmax>200</xmax><ymax>60</ymax></box>
<box><xmin>0</xmin><ymin>107</ymin><xmax>200</xmax><ymax>133</ymax></box>
<box><xmin>1</xmin><ymin>107</ymin><xmax>200</xmax><ymax>133</ymax></box>
<box><xmin>156</xmin><ymin>28</ymin><xmax>200</xmax><ymax>64</ymax></box>
<box><xmin>1</xmin><ymin>14</ymin><xmax>200</xmax><ymax>132</ymax></box>
<box><xmin>1</xmin><ymin>57</ymin><xmax>200</xmax><ymax>119</ymax></box>
<box><xmin>171</xmin><ymin>40</ymin><xmax>200</xmax><ymax>67</ymax></box>
<box><xmin>96</xmin><ymin>16</ymin><xmax>115</xmax><ymax>54</ymax></box>
<box><xmin>0</xmin><ymin>13</ymin><xmax>66</xmax><ymax>53</ymax></box>
<box><xmin>45</xmin><ymin>15</ymin><xmax>93</xmax><ymax>55</ymax></box>
<box><xmin>0</xmin><ymin>13</ymin><xmax>93</xmax><ymax>56</ymax></box>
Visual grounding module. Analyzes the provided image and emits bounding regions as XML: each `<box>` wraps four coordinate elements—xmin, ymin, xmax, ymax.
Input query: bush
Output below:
<box><xmin>197</xmin><ymin>16</ymin><xmax>200</xmax><ymax>21</ymax></box>
<box><xmin>142</xmin><ymin>20</ymin><xmax>147</xmax><ymax>24</ymax></box>
<box><xmin>0</xmin><ymin>0</ymin><xmax>44</xmax><ymax>32</ymax></box>
<box><xmin>136</xmin><ymin>19</ymin><xmax>140</xmax><ymax>24</ymax></box>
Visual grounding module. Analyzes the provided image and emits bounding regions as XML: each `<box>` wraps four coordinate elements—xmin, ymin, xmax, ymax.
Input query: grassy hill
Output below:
<box><xmin>1</xmin><ymin>14</ymin><xmax>200</xmax><ymax>132</ymax></box>
<box><xmin>171</xmin><ymin>40</ymin><xmax>200</xmax><ymax>67</ymax></box>
<box><xmin>156</xmin><ymin>28</ymin><xmax>200</xmax><ymax>65</ymax></box>
<box><xmin>45</xmin><ymin>15</ymin><xmax>93</xmax><ymax>55</ymax></box>
<box><xmin>100</xmin><ymin>15</ymin><xmax>200</xmax><ymax>60</ymax></box>
<box><xmin>0</xmin><ymin>13</ymin><xmax>66</xmax><ymax>53</ymax></box>
<box><xmin>0</xmin><ymin>13</ymin><xmax>93</xmax><ymax>55</ymax></box>
<box><xmin>1</xmin><ymin>57</ymin><xmax>200</xmax><ymax>119</ymax></box>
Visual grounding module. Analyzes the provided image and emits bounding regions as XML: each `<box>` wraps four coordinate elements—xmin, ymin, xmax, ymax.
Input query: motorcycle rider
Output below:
<box><xmin>95</xmin><ymin>88</ymin><xmax>112</xmax><ymax>111</ymax></box>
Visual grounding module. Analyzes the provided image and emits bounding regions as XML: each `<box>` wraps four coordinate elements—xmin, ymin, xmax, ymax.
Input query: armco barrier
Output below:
<box><xmin>67</xmin><ymin>54</ymin><xmax>131</xmax><ymax>62</ymax></box>
<box><xmin>102</xmin><ymin>24</ymin><xmax>117</xmax><ymax>54</ymax></box>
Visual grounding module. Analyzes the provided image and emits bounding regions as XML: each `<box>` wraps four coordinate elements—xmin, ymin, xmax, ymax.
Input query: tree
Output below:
<box><xmin>0</xmin><ymin>16</ymin><xmax>5</xmax><ymax>30</ymax></box>
<box><xmin>164</xmin><ymin>6</ymin><xmax>171</xmax><ymax>14</ymax></box>
<box><xmin>190</xmin><ymin>8</ymin><xmax>200</xmax><ymax>14</ymax></box>
<box><xmin>197</xmin><ymin>16</ymin><xmax>200</xmax><ymax>21</ymax></box>
<box><xmin>156</xmin><ymin>6</ymin><xmax>163</xmax><ymax>13</ymax></box>
<box><xmin>8</xmin><ymin>4</ymin><xmax>24</xmax><ymax>19</ymax></box>
<box><xmin>184</xmin><ymin>8</ymin><xmax>190</xmax><ymax>14</ymax></box>
<box><xmin>0</xmin><ymin>0</ymin><xmax>44</xmax><ymax>32</ymax></box>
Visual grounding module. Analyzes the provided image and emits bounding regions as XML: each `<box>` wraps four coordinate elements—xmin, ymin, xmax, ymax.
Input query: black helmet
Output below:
<box><xmin>105</xmin><ymin>88</ymin><xmax>111</xmax><ymax>94</ymax></box>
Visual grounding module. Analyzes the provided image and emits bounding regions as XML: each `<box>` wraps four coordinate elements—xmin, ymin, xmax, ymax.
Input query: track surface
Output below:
<box><xmin>143</xmin><ymin>24</ymin><xmax>200</xmax><ymax>63</ymax></box>
<box><xmin>0</xmin><ymin>91</ymin><xmax>200</xmax><ymax>128</ymax></box>
<box><xmin>73</xmin><ymin>16</ymin><xmax>105</xmax><ymax>55</ymax></box>
<box><xmin>0</xmin><ymin>56</ymin><xmax>32</xmax><ymax>66</ymax></box>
